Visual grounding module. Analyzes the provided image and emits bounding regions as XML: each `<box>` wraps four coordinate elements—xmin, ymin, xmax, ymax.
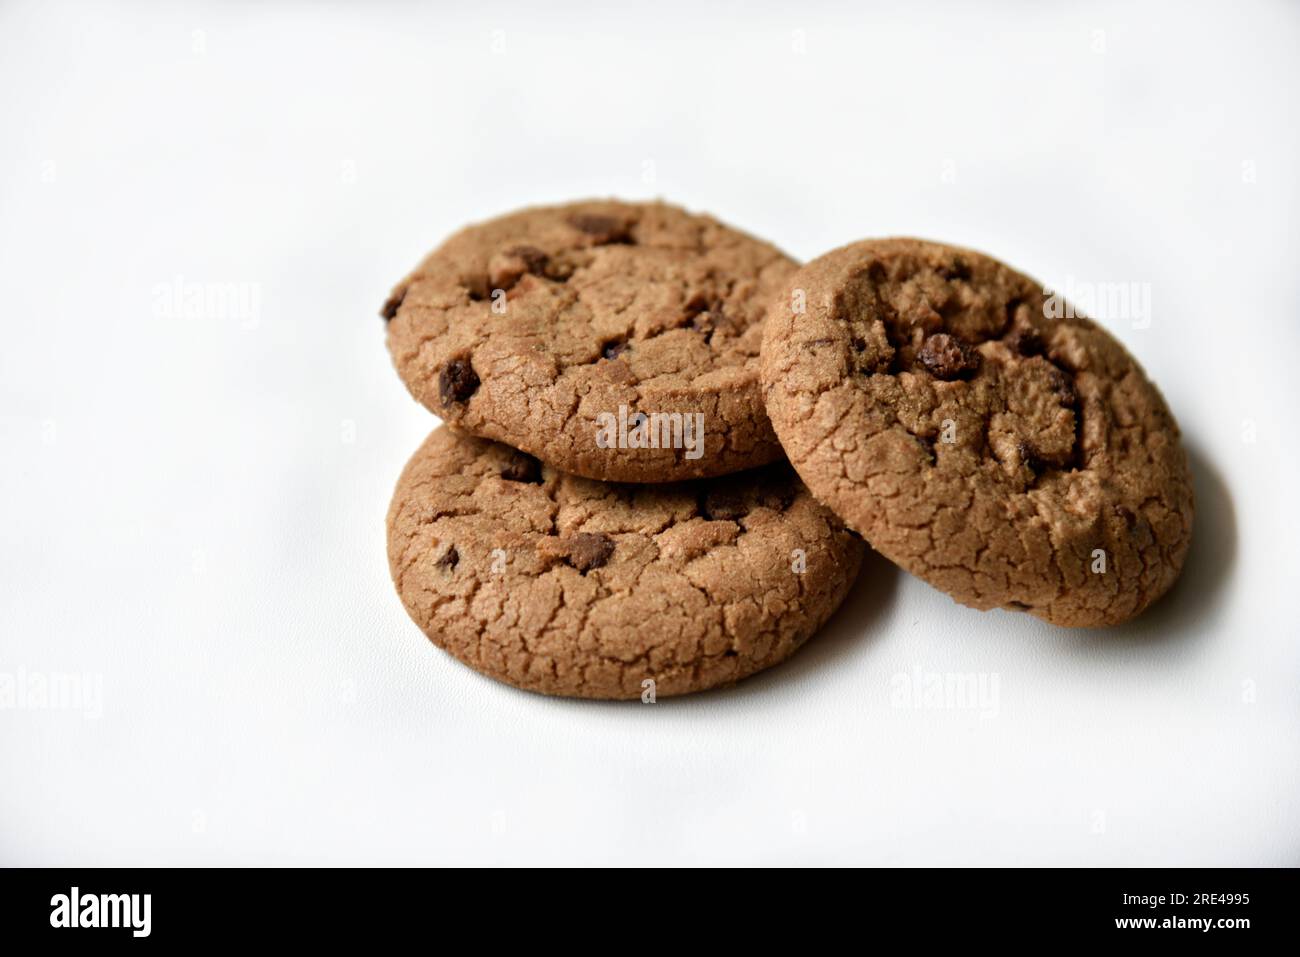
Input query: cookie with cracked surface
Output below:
<box><xmin>387</xmin><ymin>426</ymin><xmax>865</xmax><ymax>698</ymax></box>
<box><xmin>382</xmin><ymin>200</ymin><xmax>796</xmax><ymax>482</ymax></box>
<box><xmin>760</xmin><ymin>238</ymin><xmax>1193</xmax><ymax>627</ymax></box>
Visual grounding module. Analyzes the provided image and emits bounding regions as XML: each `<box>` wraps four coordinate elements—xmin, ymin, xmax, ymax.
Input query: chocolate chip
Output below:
<box><xmin>508</xmin><ymin>245</ymin><xmax>548</xmax><ymax>274</ymax></box>
<box><xmin>701</xmin><ymin>489</ymin><xmax>748</xmax><ymax>522</ymax></box>
<box><xmin>1017</xmin><ymin>441</ymin><xmax>1043</xmax><ymax>473</ymax></box>
<box><xmin>438</xmin><ymin>358</ymin><xmax>479</xmax><ymax>406</ymax></box>
<box><xmin>434</xmin><ymin>544</ymin><xmax>459</xmax><ymax>570</ymax></box>
<box><xmin>570</xmin><ymin>214</ymin><xmax>632</xmax><ymax>245</ymax></box>
<box><xmin>601</xmin><ymin>338</ymin><xmax>629</xmax><ymax>360</ymax></box>
<box><xmin>564</xmin><ymin>532</ymin><xmax>615</xmax><ymax>573</ymax></box>
<box><xmin>941</xmin><ymin>258</ymin><xmax>971</xmax><ymax>282</ymax></box>
<box><xmin>501</xmin><ymin>453</ymin><xmax>542</xmax><ymax>484</ymax></box>
<box><xmin>488</xmin><ymin>245</ymin><xmax>551</xmax><ymax>291</ymax></box>
<box><xmin>380</xmin><ymin>285</ymin><xmax>407</xmax><ymax>321</ymax></box>
<box><xmin>916</xmin><ymin>333</ymin><xmax>980</xmax><ymax>380</ymax></box>
<box><xmin>1005</xmin><ymin>322</ymin><xmax>1044</xmax><ymax>356</ymax></box>
<box><xmin>1045</xmin><ymin>364</ymin><xmax>1077</xmax><ymax>406</ymax></box>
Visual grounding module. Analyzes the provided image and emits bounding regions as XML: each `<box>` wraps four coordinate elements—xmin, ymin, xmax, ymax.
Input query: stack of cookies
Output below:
<box><xmin>381</xmin><ymin>201</ymin><xmax>1194</xmax><ymax>699</ymax></box>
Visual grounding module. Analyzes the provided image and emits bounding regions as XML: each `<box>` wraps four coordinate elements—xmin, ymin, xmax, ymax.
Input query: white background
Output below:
<box><xmin>2</xmin><ymin>0</ymin><xmax>1297</xmax><ymax>866</ymax></box>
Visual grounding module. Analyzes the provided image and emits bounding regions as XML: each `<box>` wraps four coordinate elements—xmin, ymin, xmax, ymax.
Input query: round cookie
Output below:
<box><xmin>760</xmin><ymin>238</ymin><xmax>1193</xmax><ymax>627</ymax></box>
<box><xmin>382</xmin><ymin>200</ymin><xmax>796</xmax><ymax>483</ymax></box>
<box><xmin>387</xmin><ymin>426</ymin><xmax>865</xmax><ymax>698</ymax></box>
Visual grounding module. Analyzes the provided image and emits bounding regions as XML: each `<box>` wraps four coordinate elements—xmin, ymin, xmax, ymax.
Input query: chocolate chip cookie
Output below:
<box><xmin>760</xmin><ymin>238</ymin><xmax>1193</xmax><ymax>627</ymax></box>
<box><xmin>387</xmin><ymin>426</ymin><xmax>865</xmax><ymax>698</ymax></box>
<box><xmin>382</xmin><ymin>200</ymin><xmax>796</xmax><ymax>482</ymax></box>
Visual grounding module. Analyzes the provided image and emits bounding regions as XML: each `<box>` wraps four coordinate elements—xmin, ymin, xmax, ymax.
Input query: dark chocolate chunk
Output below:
<box><xmin>489</xmin><ymin>245</ymin><xmax>551</xmax><ymax>291</ymax></box>
<box><xmin>916</xmin><ymin>333</ymin><xmax>980</xmax><ymax>380</ymax></box>
<box><xmin>501</xmin><ymin>453</ymin><xmax>542</xmax><ymax>484</ymax></box>
<box><xmin>564</xmin><ymin>532</ymin><xmax>615</xmax><ymax>573</ymax></box>
<box><xmin>570</xmin><ymin>213</ymin><xmax>632</xmax><ymax>245</ymax></box>
<box><xmin>1045</xmin><ymin>364</ymin><xmax>1077</xmax><ymax>406</ymax></box>
<box><xmin>508</xmin><ymin>245</ymin><xmax>549</xmax><ymax>275</ymax></box>
<box><xmin>941</xmin><ymin>258</ymin><xmax>971</xmax><ymax>282</ymax></box>
<box><xmin>380</xmin><ymin>285</ymin><xmax>407</xmax><ymax>321</ymax></box>
<box><xmin>438</xmin><ymin>358</ymin><xmax>480</xmax><ymax>406</ymax></box>
<box><xmin>1017</xmin><ymin>441</ymin><xmax>1043</xmax><ymax>473</ymax></box>
<box><xmin>1005</xmin><ymin>322</ymin><xmax>1044</xmax><ymax>356</ymax></box>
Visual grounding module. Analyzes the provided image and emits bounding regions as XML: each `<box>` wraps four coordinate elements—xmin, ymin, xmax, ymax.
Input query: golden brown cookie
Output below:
<box><xmin>386</xmin><ymin>426</ymin><xmax>865</xmax><ymax>698</ymax></box>
<box><xmin>381</xmin><ymin>200</ymin><xmax>796</xmax><ymax>482</ymax></box>
<box><xmin>760</xmin><ymin>238</ymin><xmax>1193</xmax><ymax>627</ymax></box>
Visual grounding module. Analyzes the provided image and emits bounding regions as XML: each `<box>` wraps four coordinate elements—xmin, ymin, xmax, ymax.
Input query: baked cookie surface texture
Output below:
<box><xmin>383</xmin><ymin>200</ymin><xmax>797</xmax><ymax>482</ymax></box>
<box><xmin>387</xmin><ymin>427</ymin><xmax>865</xmax><ymax>698</ymax></box>
<box><xmin>760</xmin><ymin>238</ymin><xmax>1193</xmax><ymax>627</ymax></box>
